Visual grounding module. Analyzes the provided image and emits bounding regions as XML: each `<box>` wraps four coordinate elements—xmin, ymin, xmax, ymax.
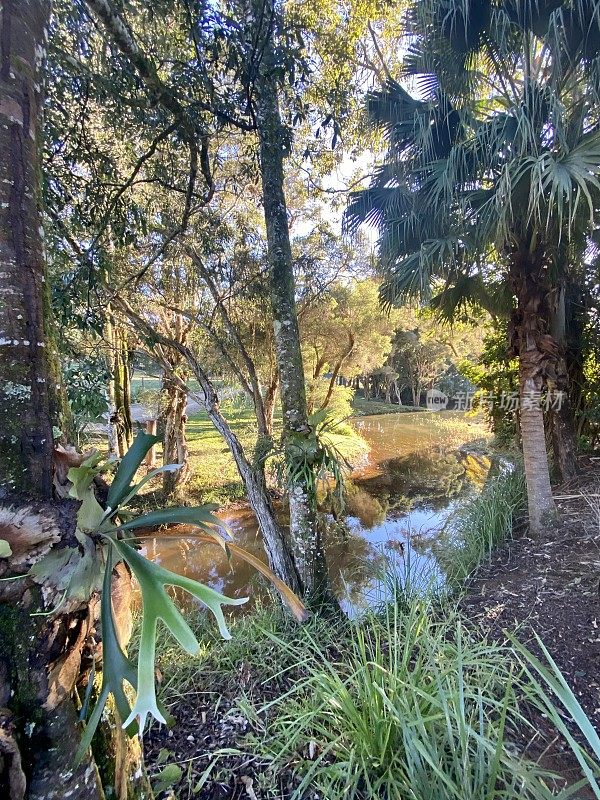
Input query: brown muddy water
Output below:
<box><xmin>142</xmin><ymin>411</ymin><xmax>492</xmax><ymax>615</ymax></box>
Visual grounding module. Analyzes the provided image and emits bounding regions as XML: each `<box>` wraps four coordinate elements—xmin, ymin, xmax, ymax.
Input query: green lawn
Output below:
<box><xmin>185</xmin><ymin>403</ymin><xmax>263</xmax><ymax>505</ymax></box>
<box><xmin>185</xmin><ymin>401</ymin><xmax>368</xmax><ymax>506</ymax></box>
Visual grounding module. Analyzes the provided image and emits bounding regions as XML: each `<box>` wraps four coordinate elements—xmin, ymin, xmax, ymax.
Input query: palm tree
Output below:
<box><xmin>346</xmin><ymin>0</ymin><xmax>600</xmax><ymax>533</ymax></box>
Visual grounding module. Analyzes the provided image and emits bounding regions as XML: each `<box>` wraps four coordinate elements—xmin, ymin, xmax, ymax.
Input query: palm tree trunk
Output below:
<box><xmin>548</xmin><ymin>281</ymin><xmax>578</xmax><ymax>482</ymax></box>
<box><xmin>519</xmin><ymin>369</ymin><xmax>556</xmax><ymax>532</ymax></box>
<box><xmin>511</xmin><ymin>255</ymin><xmax>556</xmax><ymax>533</ymax></box>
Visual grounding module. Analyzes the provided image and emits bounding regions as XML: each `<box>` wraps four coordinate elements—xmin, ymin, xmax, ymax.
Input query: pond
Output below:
<box><xmin>142</xmin><ymin>411</ymin><xmax>491</xmax><ymax>615</ymax></box>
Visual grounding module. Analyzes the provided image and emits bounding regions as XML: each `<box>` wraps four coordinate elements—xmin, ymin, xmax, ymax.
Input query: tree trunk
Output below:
<box><xmin>253</xmin><ymin>0</ymin><xmax>334</xmax><ymax>606</ymax></box>
<box><xmin>319</xmin><ymin>334</ymin><xmax>354</xmax><ymax>411</ymax></box>
<box><xmin>263</xmin><ymin>373</ymin><xmax>279</xmax><ymax>437</ymax></box>
<box><xmin>195</xmin><ymin>383</ymin><xmax>302</xmax><ymax>595</ymax></box>
<box><xmin>0</xmin><ymin>6</ymin><xmax>143</xmax><ymax>796</ymax></box>
<box><xmin>0</xmin><ymin>0</ymin><xmax>66</xmax><ymax>499</ymax></box>
<box><xmin>0</xmin><ymin>503</ymin><xmax>105</xmax><ymax>800</ymax></box>
<box><xmin>0</xmin><ymin>5</ymin><xmax>101</xmax><ymax>794</ymax></box>
<box><xmin>548</xmin><ymin>281</ymin><xmax>578</xmax><ymax>482</ymax></box>
<box><xmin>106</xmin><ymin>315</ymin><xmax>133</xmax><ymax>458</ymax></box>
<box><xmin>510</xmin><ymin>253</ymin><xmax>556</xmax><ymax>533</ymax></box>
<box><xmin>161</xmin><ymin>374</ymin><xmax>189</xmax><ymax>498</ymax></box>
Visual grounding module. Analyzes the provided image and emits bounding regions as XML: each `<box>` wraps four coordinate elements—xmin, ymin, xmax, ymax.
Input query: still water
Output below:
<box><xmin>142</xmin><ymin>412</ymin><xmax>490</xmax><ymax>614</ymax></box>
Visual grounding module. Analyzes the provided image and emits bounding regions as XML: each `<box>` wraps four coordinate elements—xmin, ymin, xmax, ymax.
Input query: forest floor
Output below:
<box><xmin>460</xmin><ymin>460</ymin><xmax>600</xmax><ymax>779</ymax></box>
<box><xmin>141</xmin><ymin>461</ymin><xmax>600</xmax><ymax>800</ymax></box>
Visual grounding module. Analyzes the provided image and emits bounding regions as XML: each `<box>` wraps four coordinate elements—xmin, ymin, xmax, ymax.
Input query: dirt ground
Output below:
<box><xmin>461</xmin><ymin>460</ymin><xmax>600</xmax><ymax>782</ymax></box>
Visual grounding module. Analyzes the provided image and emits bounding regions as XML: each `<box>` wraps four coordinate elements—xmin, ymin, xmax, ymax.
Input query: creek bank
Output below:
<box><xmin>139</xmin><ymin>463</ymin><xmax>600</xmax><ymax>799</ymax></box>
<box><xmin>460</xmin><ymin>461</ymin><xmax>600</xmax><ymax>773</ymax></box>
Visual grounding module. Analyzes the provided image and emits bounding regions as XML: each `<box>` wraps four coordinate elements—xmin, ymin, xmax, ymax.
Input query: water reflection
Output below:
<box><xmin>141</xmin><ymin>413</ymin><xmax>490</xmax><ymax>615</ymax></box>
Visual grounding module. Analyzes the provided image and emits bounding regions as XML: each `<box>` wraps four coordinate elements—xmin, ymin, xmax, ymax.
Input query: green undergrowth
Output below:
<box><xmin>147</xmin><ymin>589</ymin><xmax>600</xmax><ymax>800</ymax></box>
<box><xmin>242</xmin><ymin>601</ymin><xmax>560</xmax><ymax>800</ymax></box>
<box><xmin>440</xmin><ymin>466</ymin><xmax>526</xmax><ymax>587</ymax></box>
<box><xmin>143</xmin><ymin>466</ymin><xmax>600</xmax><ymax>799</ymax></box>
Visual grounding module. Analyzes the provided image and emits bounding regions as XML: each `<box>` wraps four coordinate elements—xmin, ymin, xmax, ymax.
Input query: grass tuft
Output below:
<box><xmin>440</xmin><ymin>466</ymin><xmax>526</xmax><ymax>587</ymax></box>
<box><xmin>244</xmin><ymin>598</ymin><xmax>558</xmax><ymax>800</ymax></box>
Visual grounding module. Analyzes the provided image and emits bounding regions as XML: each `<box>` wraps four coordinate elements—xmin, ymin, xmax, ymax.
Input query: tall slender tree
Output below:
<box><xmin>251</xmin><ymin>0</ymin><xmax>334</xmax><ymax>604</ymax></box>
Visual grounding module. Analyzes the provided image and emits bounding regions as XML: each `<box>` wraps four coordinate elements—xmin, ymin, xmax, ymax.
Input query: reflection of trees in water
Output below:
<box><xmin>354</xmin><ymin>448</ymin><xmax>490</xmax><ymax>505</ymax></box>
<box><xmin>141</xmin><ymin>532</ymin><xmax>268</xmax><ymax>612</ymax></box>
<box><xmin>142</xmin><ymin>447</ymin><xmax>491</xmax><ymax>615</ymax></box>
<box><xmin>323</xmin><ymin>522</ymin><xmax>384</xmax><ymax>607</ymax></box>
<box><xmin>141</xmin><ymin>524</ymin><xmax>382</xmax><ymax>615</ymax></box>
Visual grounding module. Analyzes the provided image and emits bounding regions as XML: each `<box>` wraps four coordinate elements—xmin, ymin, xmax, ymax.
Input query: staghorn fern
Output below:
<box><xmin>268</xmin><ymin>409</ymin><xmax>351</xmax><ymax>510</ymax></box>
<box><xmin>26</xmin><ymin>430</ymin><xmax>307</xmax><ymax>765</ymax></box>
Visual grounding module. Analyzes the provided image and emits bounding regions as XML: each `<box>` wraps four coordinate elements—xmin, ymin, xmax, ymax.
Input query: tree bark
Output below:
<box><xmin>0</xmin><ymin>503</ymin><xmax>104</xmax><ymax>800</ymax></box>
<box><xmin>106</xmin><ymin>314</ymin><xmax>133</xmax><ymax>458</ymax></box>
<box><xmin>0</xmin><ymin>6</ymin><xmax>143</xmax><ymax>796</ymax></box>
<box><xmin>189</xmin><ymin>378</ymin><xmax>302</xmax><ymax>595</ymax></box>
<box><xmin>253</xmin><ymin>0</ymin><xmax>334</xmax><ymax>606</ymax></box>
<box><xmin>161</xmin><ymin>372</ymin><xmax>189</xmax><ymax>498</ymax></box>
<box><xmin>548</xmin><ymin>281</ymin><xmax>578</xmax><ymax>482</ymax></box>
<box><xmin>0</xmin><ymin>0</ymin><xmax>64</xmax><ymax>500</ymax></box>
<box><xmin>510</xmin><ymin>253</ymin><xmax>556</xmax><ymax>533</ymax></box>
<box><xmin>263</xmin><ymin>372</ymin><xmax>279</xmax><ymax>438</ymax></box>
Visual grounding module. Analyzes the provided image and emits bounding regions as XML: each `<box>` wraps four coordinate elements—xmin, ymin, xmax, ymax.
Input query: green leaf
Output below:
<box><xmin>110</xmin><ymin>538</ymin><xmax>247</xmax><ymax>733</ymax></box>
<box><xmin>67</xmin><ymin>451</ymin><xmax>104</xmax><ymax>500</ymax></box>
<box><xmin>510</xmin><ymin>633</ymin><xmax>600</xmax><ymax>798</ymax></box>
<box><xmin>110</xmin><ymin>505</ymin><xmax>222</xmax><ymax>534</ymax></box>
<box><xmin>117</xmin><ymin>464</ymin><xmax>182</xmax><ymax>509</ymax></box>
<box><xmin>106</xmin><ymin>430</ymin><xmax>160</xmax><ymax>512</ymax></box>
<box><xmin>76</xmin><ymin>489</ymin><xmax>106</xmax><ymax>533</ymax></box>
<box><xmin>152</xmin><ymin>764</ymin><xmax>183</xmax><ymax>795</ymax></box>
<box><xmin>67</xmin><ymin>451</ymin><xmax>107</xmax><ymax>533</ymax></box>
<box><xmin>156</xmin><ymin>747</ymin><xmax>173</xmax><ymax>765</ymax></box>
<box><xmin>67</xmin><ymin>536</ymin><xmax>104</xmax><ymax>601</ymax></box>
<box><xmin>0</xmin><ymin>540</ymin><xmax>12</xmax><ymax>558</ymax></box>
<box><xmin>75</xmin><ymin>547</ymin><xmax>138</xmax><ymax>766</ymax></box>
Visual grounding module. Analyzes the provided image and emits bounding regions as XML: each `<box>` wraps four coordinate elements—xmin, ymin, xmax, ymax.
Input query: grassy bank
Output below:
<box><xmin>440</xmin><ymin>466</ymin><xmax>527</xmax><ymax>586</ymax></box>
<box><xmin>351</xmin><ymin>396</ymin><xmax>424</xmax><ymax>416</ymax></box>
<box><xmin>142</xmin><ymin>468</ymin><xmax>600</xmax><ymax>799</ymax></box>
<box><xmin>185</xmin><ymin>401</ymin><xmax>368</xmax><ymax>506</ymax></box>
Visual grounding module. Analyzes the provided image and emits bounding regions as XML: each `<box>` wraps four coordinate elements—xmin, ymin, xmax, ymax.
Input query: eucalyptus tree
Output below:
<box><xmin>300</xmin><ymin>278</ymin><xmax>401</xmax><ymax>410</ymax></box>
<box><xmin>50</xmin><ymin>0</ymin><xmax>373</xmax><ymax>605</ymax></box>
<box><xmin>347</xmin><ymin>0</ymin><xmax>600</xmax><ymax>531</ymax></box>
